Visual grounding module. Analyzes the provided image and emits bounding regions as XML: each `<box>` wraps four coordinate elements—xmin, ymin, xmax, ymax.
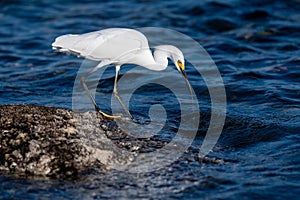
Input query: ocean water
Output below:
<box><xmin>0</xmin><ymin>0</ymin><xmax>300</xmax><ymax>199</ymax></box>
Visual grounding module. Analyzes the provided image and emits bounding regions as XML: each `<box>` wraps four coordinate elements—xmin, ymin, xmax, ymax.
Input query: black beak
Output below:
<box><xmin>180</xmin><ymin>68</ymin><xmax>193</xmax><ymax>95</ymax></box>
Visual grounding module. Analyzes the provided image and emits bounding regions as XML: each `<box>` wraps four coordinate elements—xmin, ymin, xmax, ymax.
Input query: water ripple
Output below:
<box><xmin>0</xmin><ymin>0</ymin><xmax>299</xmax><ymax>199</ymax></box>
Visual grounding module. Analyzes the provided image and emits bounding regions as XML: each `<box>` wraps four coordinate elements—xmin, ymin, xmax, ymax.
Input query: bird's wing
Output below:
<box><xmin>52</xmin><ymin>28</ymin><xmax>150</xmax><ymax>61</ymax></box>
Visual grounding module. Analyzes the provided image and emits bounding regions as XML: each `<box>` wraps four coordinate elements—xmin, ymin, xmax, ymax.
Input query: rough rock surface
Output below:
<box><xmin>0</xmin><ymin>104</ymin><xmax>132</xmax><ymax>178</ymax></box>
<box><xmin>0</xmin><ymin>104</ymin><xmax>221</xmax><ymax>179</ymax></box>
<box><xmin>1</xmin><ymin>104</ymin><xmax>189</xmax><ymax>178</ymax></box>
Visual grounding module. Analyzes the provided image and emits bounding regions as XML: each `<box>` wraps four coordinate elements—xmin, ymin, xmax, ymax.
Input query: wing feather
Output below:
<box><xmin>52</xmin><ymin>28</ymin><xmax>149</xmax><ymax>61</ymax></box>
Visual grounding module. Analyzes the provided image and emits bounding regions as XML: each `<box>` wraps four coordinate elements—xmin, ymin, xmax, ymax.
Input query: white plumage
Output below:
<box><xmin>53</xmin><ymin>28</ymin><xmax>148</xmax><ymax>62</ymax></box>
<box><xmin>52</xmin><ymin>28</ymin><xmax>190</xmax><ymax>120</ymax></box>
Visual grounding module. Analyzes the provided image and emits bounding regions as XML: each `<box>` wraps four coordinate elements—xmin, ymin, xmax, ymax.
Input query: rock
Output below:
<box><xmin>0</xmin><ymin>104</ymin><xmax>133</xmax><ymax>178</ymax></box>
<box><xmin>0</xmin><ymin>104</ymin><xmax>178</xmax><ymax>178</ymax></box>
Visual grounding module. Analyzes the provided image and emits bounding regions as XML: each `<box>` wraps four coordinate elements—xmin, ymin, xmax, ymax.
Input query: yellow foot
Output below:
<box><xmin>98</xmin><ymin>111</ymin><xmax>121</xmax><ymax>119</ymax></box>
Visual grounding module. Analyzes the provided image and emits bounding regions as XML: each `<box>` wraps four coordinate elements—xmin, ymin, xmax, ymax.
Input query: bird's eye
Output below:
<box><xmin>177</xmin><ymin>60</ymin><xmax>185</xmax><ymax>71</ymax></box>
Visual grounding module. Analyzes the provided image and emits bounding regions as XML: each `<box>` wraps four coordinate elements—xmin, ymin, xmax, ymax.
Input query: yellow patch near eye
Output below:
<box><xmin>177</xmin><ymin>60</ymin><xmax>185</xmax><ymax>71</ymax></box>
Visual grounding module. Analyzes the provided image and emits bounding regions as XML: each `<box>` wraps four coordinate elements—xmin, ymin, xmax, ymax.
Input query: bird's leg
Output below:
<box><xmin>113</xmin><ymin>65</ymin><xmax>134</xmax><ymax>120</ymax></box>
<box><xmin>80</xmin><ymin>62</ymin><xmax>121</xmax><ymax>119</ymax></box>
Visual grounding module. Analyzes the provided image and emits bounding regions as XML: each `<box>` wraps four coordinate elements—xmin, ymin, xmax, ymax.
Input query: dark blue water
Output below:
<box><xmin>1</xmin><ymin>0</ymin><xmax>300</xmax><ymax>199</ymax></box>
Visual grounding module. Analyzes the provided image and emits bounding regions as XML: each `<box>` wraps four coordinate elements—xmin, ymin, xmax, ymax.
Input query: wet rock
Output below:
<box><xmin>0</xmin><ymin>104</ymin><xmax>131</xmax><ymax>178</ymax></box>
<box><xmin>0</xmin><ymin>104</ymin><xmax>187</xmax><ymax>178</ymax></box>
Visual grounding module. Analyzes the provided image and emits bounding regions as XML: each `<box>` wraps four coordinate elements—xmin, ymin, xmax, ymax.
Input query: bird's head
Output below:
<box><xmin>169</xmin><ymin>47</ymin><xmax>193</xmax><ymax>95</ymax></box>
<box><xmin>167</xmin><ymin>47</ymin><xmax>185</xmax><ymax>73</ymax></box>
<box><xmin>154</xmin><ymin>45</ymin><xmax>193</xmax><ymax>94</ymax></box>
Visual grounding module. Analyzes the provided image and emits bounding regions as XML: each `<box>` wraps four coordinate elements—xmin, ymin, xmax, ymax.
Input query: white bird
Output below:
<box><xmin>52</xmin><ymin>28</ymin><xmax>192</xmax><ymax>120</ymax></box>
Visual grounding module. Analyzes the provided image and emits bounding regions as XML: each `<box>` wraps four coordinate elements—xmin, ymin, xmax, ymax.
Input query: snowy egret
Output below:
<box><xmin>52</xmin><ymin>28</ymin><xmax>192</xmax><ymax>120</ymax></box>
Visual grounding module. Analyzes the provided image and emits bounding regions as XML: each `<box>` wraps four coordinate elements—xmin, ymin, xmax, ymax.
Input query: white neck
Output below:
<box><xmin>136</xmin><ymin>45</ymin><xmax>171</xmax><ymax>71</ymax></box>
<box><xmin>153</xmin><ymin>47</ymin><xmax>170</xmax><ymax>69</ymax></box>
<box><xmin>127</xmin><ymin>45</ymin><xmax>179</xmax><ymax>71</ymax></box>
